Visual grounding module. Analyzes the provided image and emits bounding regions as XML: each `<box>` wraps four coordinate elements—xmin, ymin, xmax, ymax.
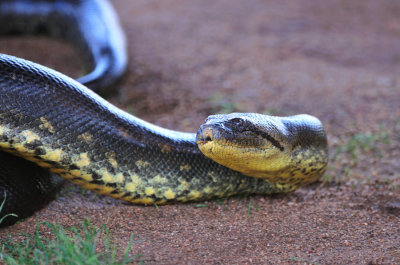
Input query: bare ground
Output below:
<box><xmin>1</xmin><ymin>0</ymin><xmax>400</xmax><ymax>264</ymax></box>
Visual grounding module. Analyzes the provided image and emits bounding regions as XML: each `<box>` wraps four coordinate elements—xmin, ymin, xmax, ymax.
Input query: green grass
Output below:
<box><xmin>247</xmin><ymin>199</ymin><xmax>252</xmax><ymax>217</ymax></box>
<box><xmin>338</xmin><ymin>123</ymin><xmax>390</xmax><ymax>157</ymax></box>
<box><xmin>194</xmin><ymin>203</ymin><xmax>208</xmax><ymax>208</ymax></box>
<box><xmin>334</xmin><ymin>130</ymin><xmax>388</xmax><ymax>161</ymax></box>
<box><xmin>0</xmin><ymin>219</ymin><xmax>142</xmax><ymax>265</ymax></box>
<box><xmin>0</xmin><ymin>188</ymin><xmax>141</xmax><ymax>264</ymax></box>
<box><xmin>324</xmin><ymin>126</ymin><xmax>392</xmax><ymax>184</ymax></box>
<box><xmin>246</xmin><ymin>198</ymin><xmax>260</xmax><ymax>217</ymax></box>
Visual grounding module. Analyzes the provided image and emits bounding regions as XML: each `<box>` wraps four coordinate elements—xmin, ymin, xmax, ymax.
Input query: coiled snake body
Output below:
<box><xmin>0</xmin><ymin>0</ymin><xmax>328</xmax><ymax>227</ymax></box>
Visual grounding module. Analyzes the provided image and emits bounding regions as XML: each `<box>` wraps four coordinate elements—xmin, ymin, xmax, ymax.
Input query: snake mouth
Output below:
<box><xmin>196</xmin><ymin>126</ymin><xmax>215</xmax><ymax>146</ymax></box>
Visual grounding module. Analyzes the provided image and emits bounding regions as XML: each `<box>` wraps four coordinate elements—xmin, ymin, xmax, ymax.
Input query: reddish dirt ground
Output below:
<box><xmin>1</xmin><ymin>0</ymin><xmax>400</xmax><ymax>264</ymax></box>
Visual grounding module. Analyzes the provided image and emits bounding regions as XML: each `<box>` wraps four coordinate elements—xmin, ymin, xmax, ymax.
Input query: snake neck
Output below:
<box><xmin>269</xmin><ymin>117</ymin><xmax>329</xmax><ymax>191</ymax></box>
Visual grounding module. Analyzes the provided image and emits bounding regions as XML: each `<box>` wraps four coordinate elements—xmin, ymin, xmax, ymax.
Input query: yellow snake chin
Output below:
<box><xmin>198</xmin><ymin>138</ymin><xmax>328</xmax><ymax>191</ymax></box>
<box><xmin>197</xmin><ymin>138</ymin><xmax>291</xmax><ymax>180</ymax></box>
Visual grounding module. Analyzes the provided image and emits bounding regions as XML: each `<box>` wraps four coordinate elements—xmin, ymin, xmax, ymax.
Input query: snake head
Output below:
<box><xmin>196</xmin><ymin>113</ymin><xmax>328</xmax><ymax>185</ymax></box>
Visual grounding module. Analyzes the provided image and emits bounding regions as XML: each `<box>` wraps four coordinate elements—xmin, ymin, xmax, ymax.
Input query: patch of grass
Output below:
<box><xmin>375</xmin><ymin>176</ymin><xmax>399</xmax><ymax>190</ymax></box>
<box><xmin>0</xmin><ymin>219</ymin><xmax>142</xmax><ymax>265</ymax></box>
<box><xmin>333</xmin><ymin>128</ymin><xmax>390</xmax><ymax>164</ymax></box>
<box><xmin>247</xmin><ymin>199</ymin><xmax>252</xmax><ymax>217</ymax></box>
<box><xmin>246</xmin><ymin>198</ymin><xmax>260</xmax><ymax>217</ymax></box>
<box><xmin>194</xmin><ymin>204</ymin><xmax>208</xmax><ymax>208</ymax></box>
<box><xmin>335</xmin><ymin>131</ymin><xmax>381</xmax><ymax>160</ymax></box>
<box><xmin>326</xmin><ymin>126</ymin><xmax>392</xmax><ymax>184</ymax></box>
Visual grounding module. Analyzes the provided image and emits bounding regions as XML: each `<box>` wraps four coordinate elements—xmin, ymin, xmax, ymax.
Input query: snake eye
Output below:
<box><xmin>229</xmin><ymin>118</ymin><xmax>245</xmax><ymax>128</ymax></box>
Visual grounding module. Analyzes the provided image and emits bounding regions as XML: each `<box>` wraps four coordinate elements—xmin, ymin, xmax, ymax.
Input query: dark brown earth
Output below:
<box><xmin>1</xmin><ymin>0</ymin><xmax>400</xmax><ymax>264</ymax></box>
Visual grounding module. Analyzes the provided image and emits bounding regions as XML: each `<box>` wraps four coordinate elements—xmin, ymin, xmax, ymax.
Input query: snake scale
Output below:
<box><xmin>0</xmin><ymin>0</ymin><xmax>328</xmax><ymax>227</ymax></box>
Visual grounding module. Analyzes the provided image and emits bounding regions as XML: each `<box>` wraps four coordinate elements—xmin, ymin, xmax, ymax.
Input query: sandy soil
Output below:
<box><xmin>1</xmin><ymin>0</ymin><xmax>400</xmax><ymax>264</ymax></box>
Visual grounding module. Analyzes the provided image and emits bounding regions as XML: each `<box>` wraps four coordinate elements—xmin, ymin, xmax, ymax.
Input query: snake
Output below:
<box><xmin>0</xmin><ymin>0</ymin><xmax>328</xmax><ymax>227</ymax></box>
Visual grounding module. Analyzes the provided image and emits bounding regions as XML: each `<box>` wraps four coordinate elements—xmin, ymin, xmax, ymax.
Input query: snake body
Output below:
<box><xmin>0</xmin><ymin>0</ymin><xmax>328</xmax><ymax>227</ymax></box>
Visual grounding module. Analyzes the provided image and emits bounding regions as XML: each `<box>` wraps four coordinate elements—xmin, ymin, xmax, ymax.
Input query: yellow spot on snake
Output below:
<box><xmin>159</xmin><ymin>143</ymin><xmax>172</xmax><ymax>153</ymax></box>
<box><xmin>105</xmin><ymin>152</ymin><xmax>118</xmax><ymax>168</ymax></box>
<box><xmin>164</xmin><ymin>189</ymin><xmax>176</xmax><ymax>200</ymax></box>
<box><xmin>151</xmin><ymin>174</ymin><xmax>168</xmax><ymax>184</ymax></box>
<box><xmin>39</xmin><ymin>117</ymin><xmax>55</xmax><ymax>133</ymax></box>
<box><xmin>78</xmin><ymin>132</ymin><xmax>93</xmax><ymax>143</ymax></box>
<box><xmin>45</xmin><ymin>149</ymin><xmax>63</xmax><ymax>161</ymax></box>
<box><xmin>203</xmin><ymin>186</ymin><xmax>212</xmax><ymax>194</ymax></box>
<box><xmin>135</xmin><ymin>160</ymin><xmax>149</xmax><ymax>169</ymax></box>
<box><xmin>0</xmin><ymin>125</ymin><xmax>11</xmax><ymax>137</ymax></box>
<box><xmin>180</xmin><ymin>164</ymin><xmax>191</xmax><ymax>171</ymax></box>
<box><xmin>102</xmin><ymin>171</ymin><xmax>114</xmax><ymax>183</ymax></box>
<box><xmin>178</xmin><ymin>179</ymin><xmax>190</xmax><ymax>190</ymax></box>
<box><xmin>188</xmin><ymin>190</ymin><xmax>202</xmax><ymax>199</ymax></box>
<box><xmin>125</xmin><ymin>174</ymin><xmax>141</xmax><ymax>192</ymax></box>
<box><xmin>115</xmin><ymin>172</ymin><xmax>124</xmax><ymax>183</ymax></box>
<box><xmin>72</xmin><ymin>153</ymin><xmax>90</xmax><ymax>167</ymax></box>
<box><xmin>98</xmin><ymin>170</ymin><xmax>123</xmax><ymax>184</ymax></box>
<box><xmin>145</xmin><ymin>187</ymin><xmax>155</xmax><ymax>196</ymax></box>
<box><xmin>109</xmin><ymin>158</ymin><xmax>118</xmax><ymax>168</ymax></box>
<box><xmin>125</xmin><ymin>183</ymin><xmax>136</xmax><ymax>192</ymax></box>
<box><xmin>21</xmin><ymin>130</ymin><xmax>40</xmax><ymax>143</ymax></box>
<box><xmin>275</xmin><ymin>183</ymin><xmax>295</xmax><ymax>192</ymax></box>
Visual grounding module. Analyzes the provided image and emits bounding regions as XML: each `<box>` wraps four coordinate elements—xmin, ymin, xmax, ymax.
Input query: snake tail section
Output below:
<box><xmin>0</xmin><ymin>54</ymin><xmax>282</xmax><ymax>217</ymax></box>
<box><xmin>0</xmin><ymin>0</ymin><xmax>127</xmax><ymax>94</ymax></box>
